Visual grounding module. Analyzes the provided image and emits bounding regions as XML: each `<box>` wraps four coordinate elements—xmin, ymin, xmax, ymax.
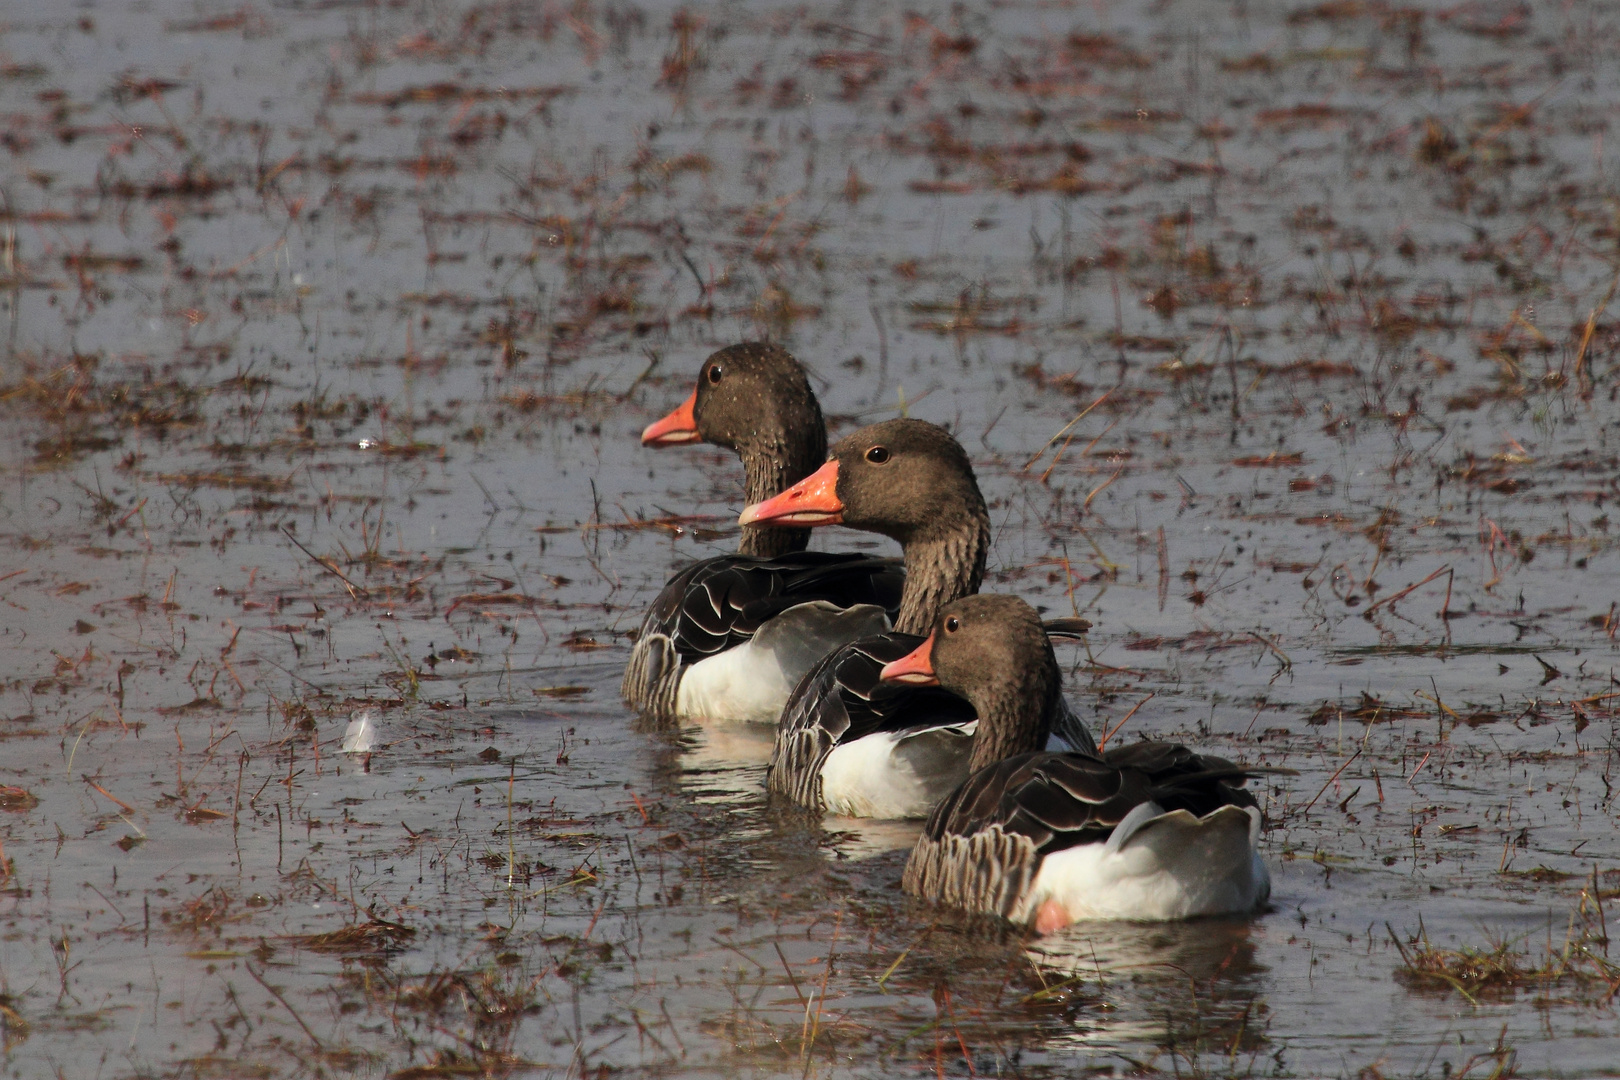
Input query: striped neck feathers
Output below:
<box><xmin>892</xmin><ymin>513</ymin><xmax>989</xmax><ymax>634</ymax></box>
<box><xmin>966</xmin><ymin>653</ymin><xmax>1063</xmax><ymax>773</ymax></box>
<box><xmin>736</xmin><ymin>434</ymin><xmax>824</xmax><ymax>558</ymax></box>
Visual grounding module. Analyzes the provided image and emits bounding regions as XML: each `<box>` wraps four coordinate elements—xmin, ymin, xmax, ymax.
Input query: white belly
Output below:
<box><xmin>673</xmin><ymin>602</ymin><xmax>890</xmax><ymax>724</ymax></box>
<box><xmin>1023</xmin><ymin>804</ymin><xmax>1269</xmax><ymax>923</ymax></box>
<box><xmin>819</xmin><ymin>722</ymin><xmax>976</xmax><ymax>818</ymax></box>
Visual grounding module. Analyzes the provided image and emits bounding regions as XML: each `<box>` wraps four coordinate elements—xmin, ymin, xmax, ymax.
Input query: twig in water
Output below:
<box><xmin>247</xmin><ymin>961</ymin><xmax>324</xmax><ymax>1050</ymax></box>
<box><xmin>281</xmin><ymin>526</ymin><xmax>368</xmax><ymax>600</ymax></box>
<box><xmin>1039</xmin><ymin>416</ymin><xmax>1121</xmax><ymax>484</ymax></box>
<box><xmin>1480</xmin><ymin>520</ymin><xmax>1507</xmax><ymax>589</ymax></box>
<box><xmin>506</xmin><ymin>760</ymin><xmax>516</xmax><ymax>887</ymax></box>
<box><xmin>620</xmin><ymin>349</ymin><xmax>660</xmax><ymax>400</ymax></box>
<box><xmin>1409</xmin><ymin>750</ymin><xmax>1432</xmax><ymax>784</ymax></box>
<box><xmin>876</xmin><ymin>924</ymin><xmax>936</xmax><ymax>992</ymax></box>
<box><xmin>1083</xmin><ymin>463</ymin><xmax>1125</xmax><ymax>511</ymax></box>
<box><xmin>1362</xmin><ymin>565</ymin><xmax>1451</xmax><ymax>616</ymax></box>
<box><xmin>1098</xmin><ymin>692</ymin><xmax>1155</xmax><ymax>750</ymax></box>
<box><xmin>1248</xmin><ymin>631</ymin><xmax>1292</xmax><ymax>674</ymax></box>
<box><xmin>773</xmin><ymin>942</ymin><xmax>807</xmax><ymax>1004</ymax></box>
<box><xmin>1242</xmin><ymin>698</ymin><xmax>1268</xmax><ymax>738</ymax></box>
<box><xmin>1574</xmin><ymin>263</ymin><xmax>1620</xmax><ymax>398</ymax></box>
<box><xmin>1586</xmin><ymin>864</ymin><xmax>1609</xmax><ymax>957</ymax></box>
<box><xmin>1300</xmin><ymin>747</ymin><xmax>1364</xmax><ymax>816</ymax></box>
<box><xmin>1038</xmin><ymin>433</ymin><xmax>1077</xmax><ymax>484</ymax></box>
<box><xmin>979</xmin><ymin>405</ymin><xmax>1006</xmax><ymax>449</ymax></box>
<box><xmin>1157</xmin><ymin>526</ymin><xmax>1169</xmax><ymax>611</ymax></box>
<box><xmin>82</xmin><ymin>775</ymin><xmax>136</xmax><ymax>814</ymax></box>
<box><xmin>939</xmin><ymin>982</ymin><xmax>977</xmax><ymax>1078</ymax></box>
<box><xmin>1022</xmin><ymin>388</ymin><xmax>1113</xmax><ymax>471</ymax></box>
<box><xmin>800</xmin><ymin>910</ymin><xmax>842</xmax><ymax>1076</ymax></box>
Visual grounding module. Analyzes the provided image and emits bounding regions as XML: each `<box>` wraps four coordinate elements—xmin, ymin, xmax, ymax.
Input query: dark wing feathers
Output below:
<box><xmin>1100</xmin><ymin>740</ymin><xmax>1276</xmax><ymax>820</ymax></box>
<box><xmin>767</xmin><ymin>631</ymin><xmax>978</xmax><ymax>807</ymax></box>
<box><xmin>905</xmin><ymin>742</ymin><xmax>1275</xmax><ymax>917</ymax></box>
<box><xmin>639</xmin><ymin>552</ymin><xmax>904</xmax><ymax>665</ymax></box>
<box><xmin>827</xmin><ymin>635</ymin><xmax>979</xmax><ymax>745</ymax></box>
<box><xmin>624</xmin><ymin>552</ymin><xmax>903</xmax><ymax>723</ymax></box>
<box><xmin>919</xmin><ymin>742</ymin><xmax>1267</xmax><ymax>858</ymax></box>
<box><xmin>1017</xmin><ymin>765</ymin><xmax>1140</xmax><ymax>837</ymax></box>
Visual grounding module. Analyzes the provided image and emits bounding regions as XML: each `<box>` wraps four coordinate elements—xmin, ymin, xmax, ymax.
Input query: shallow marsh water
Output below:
<box><xmin>3</xmin><ymin>0</ymin><xmax>1620</xmax><ymax>1076</ymax></box>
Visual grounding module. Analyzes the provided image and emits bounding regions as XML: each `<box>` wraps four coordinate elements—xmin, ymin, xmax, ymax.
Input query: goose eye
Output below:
<box><xmin>864</xmin><ymin>445</ymin><xmax>890</xmax><ymax>464</ymax></box>
<box><xmin>707</xmin><ymin>364</ymin><xmax>724</xmax><ymax>384</ymax></box>
<box><xmin>944</xmin><ymin>616</ymin><xmax>960</xmax><ymax>634</ymax></box>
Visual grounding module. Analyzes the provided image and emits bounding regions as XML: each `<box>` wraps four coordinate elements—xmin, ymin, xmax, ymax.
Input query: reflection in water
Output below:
<box><xmin>672</xmin><ymin>720</ymin><xmax>927</xmax><ymax>861</ymax></box>
<box><xmin>678</xmin><ymin>718</ymin><xmax>776</xmax><ymax>769</ymax></box>
<box><xmin>822</xmin><ymin>814</ymin><xmax>924</xmax><ymax>860</ymax></box>
<box><xmin>670</xmin><ymin>718</ymin><xmax>775</xmax><ymax>807</ymax></box>
<box><xmin>1031</xmin><ymin>916</ymin><xmax>1273</xmax><ymax>1063</ymax></box>
<box><xmin>675</xmin><ymin>718</ymin><xmax>928</xmax><ymax>858</ymax></box>
<box><xmin>1032</xmin><ymin>913</ymin><xmax>1266</xmax><ymax>984</ymax></box>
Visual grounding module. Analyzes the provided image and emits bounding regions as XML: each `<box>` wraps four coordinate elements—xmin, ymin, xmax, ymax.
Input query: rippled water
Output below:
<box><xmin>3</xmin><ymin>0</ymin><xmax>1620</xmax><ymax>1076</ymax></box>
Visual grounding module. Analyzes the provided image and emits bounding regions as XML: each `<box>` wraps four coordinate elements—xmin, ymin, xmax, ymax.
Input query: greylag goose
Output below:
<box><xmin>883</xmin><ymin>594</ymin><xmax>1277</xmax><ymax>930</ymax></box>
<box><xmin>622</xmin><ymin>343</ymin><xmax>903</xmax><ymax>726</ymax></box>
<box><xmin>739</xmin><ymin>419</ymin><xmax>1096</xmax><ymax>817</ymax></box>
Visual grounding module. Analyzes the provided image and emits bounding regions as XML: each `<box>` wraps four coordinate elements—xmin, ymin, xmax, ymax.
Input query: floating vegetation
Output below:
<box><xmin>1392</xmin><ymin>874</ymin><xmax>1620</xmax><ymax>1007</ymax></box>
<box><xmin>293</xmin><ymin>916</ymin><xmax>416</xmax><ymax>957</ymax></box>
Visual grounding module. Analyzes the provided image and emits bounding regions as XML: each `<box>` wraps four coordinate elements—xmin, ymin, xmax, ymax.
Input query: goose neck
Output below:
<box><xmin>737</xmin><ymin>436</ymin><xmax>822</xmax><ymax>557</ymax></box>
<box><xmin>892</xmin><ymin>523</ymin><xmax>988</xmax><ymax>635</ymax></box>
<box><xmin>967</xmin><ymin>679</ymin><xmax>1061</xmax><ymax>772</ymax></box>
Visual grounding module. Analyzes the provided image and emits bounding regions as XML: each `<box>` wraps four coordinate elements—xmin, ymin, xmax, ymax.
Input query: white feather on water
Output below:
<box><xmin>342</xmin><ymin>706</ymin><xmax>380</xmax><ymax>753</ymax></box>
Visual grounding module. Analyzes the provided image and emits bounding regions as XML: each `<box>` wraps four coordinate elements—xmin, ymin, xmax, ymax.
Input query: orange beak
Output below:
<box><xmin>738</xmin><ymin>459</ymin><xmax>844</xmax><ymax>527</ymax></box>
<box><xmin>641</xmin><ymin>392</ymin><xmax>700</xmax><ymax>446</ymax></box>
<box><xmin>879</xmin><ymin>633</ymin><xmax>938</xmax><ymax>686</ymax></box>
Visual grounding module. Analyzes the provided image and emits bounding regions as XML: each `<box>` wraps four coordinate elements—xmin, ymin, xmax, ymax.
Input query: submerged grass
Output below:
<box><xmin>1391</xmin><ymin>870</ymin><xmax>1620</xmax><ymax>1008</ymax></box>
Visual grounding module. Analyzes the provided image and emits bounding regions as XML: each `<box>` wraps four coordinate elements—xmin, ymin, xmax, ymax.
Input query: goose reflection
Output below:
<box><xmin>1027</xmin><ymin>915</ymin><xmax>1271</xmax><ymax>1056</ymax></box>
